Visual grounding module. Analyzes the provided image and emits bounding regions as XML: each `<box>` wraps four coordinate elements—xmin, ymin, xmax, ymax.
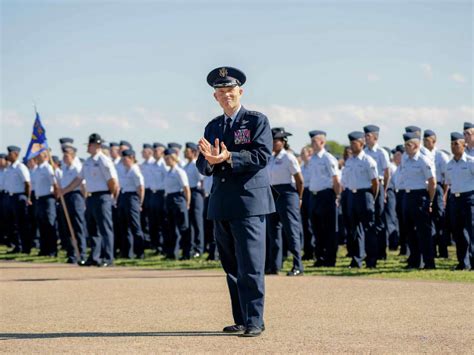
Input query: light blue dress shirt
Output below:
<box><xmin>445</xmin><ymin>153</ymin><xmax>474</xmax><ymax>193</ymax></box>
<box><xmin>33</xmin><ymin>161</ymin><xmax>55</xmax><ymax>197</ymax></box>
<box><xmin>364</xmin><ymin>143</ymin><xmax>389</xmax><ymax>180</ymax></box>
<box><xmin>149</xmin><ymin>158</ymin><xmax>168</xmax><ymax>191</ymax></box>
<box><xmin>183</xmin><ymin>159</ymin><xmax>204</xmax><ymax>188</ymax></box>
<box><xmin>60</xmin><ymin>162</ymin><xmax>82</xmax><ymax>190</ymax></box>
<box><xmin>268</xmin><ymin>149</ymin><xmax>301</xmax><ymax>186</ymax></box>
<box><xmin>399</xmin><ymin>151</ymin><xmax>435</xmax><ymax>190</ymax></box>
<box><xmin>121</xmin><ymin>164</ymin><xmax>145</xmax><ymax>192</ymax></box>
<box><xmin>140</xmin><ymin>157</ymin><xmax>156</xmax><ymax>189</ymax></box>
<box><xmin>80</xmin><ymin>152</ymin><xmax>118</xmax><ymax>193</ymax></box>
<box><xmin>343</xmin><ymin>151</ymin><xmax>378</xmax><ymax>190</ymax></box>
<box><xmin>164</xmin><ymin>165</ymin><xmax>189</xmax><ymax>194</ymax></box>
<box><xmin>308</xmin><ymin>148</ymin><xmax>339</xmax><ymax>192</ymax></box>
<box><xmin>4</xmin><ymin>160</ymin><xmax>31</xmax><ymax>194</ymax></box>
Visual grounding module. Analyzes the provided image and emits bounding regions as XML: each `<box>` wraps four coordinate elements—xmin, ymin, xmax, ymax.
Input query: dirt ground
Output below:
<box><xmin>1</xmin><ymin>261</ymin><xmax>473</xmax><ymax>353</ymax></box>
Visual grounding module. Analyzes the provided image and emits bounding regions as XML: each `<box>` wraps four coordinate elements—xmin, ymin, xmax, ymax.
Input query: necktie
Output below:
<box><xmin>223</xmin><ymin>117</ymin><xmax>233</xmax><ymax>145</ymax></box>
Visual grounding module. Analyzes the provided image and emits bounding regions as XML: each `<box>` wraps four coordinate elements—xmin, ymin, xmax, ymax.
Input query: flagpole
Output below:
<box><xmin>32</xmin><ymin>104</ymin><xmax>81</xmax><ymax>263</ymax></box>
<box><xmin>48</xmin><ymin>150</ymin><xmax>81</xmax><ymax>263</ymax></box>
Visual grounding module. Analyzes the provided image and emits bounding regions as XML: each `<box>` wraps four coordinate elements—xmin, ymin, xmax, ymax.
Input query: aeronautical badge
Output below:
<box><xmin>234</xmin><ymin>129</ymin><xmax>251</xmax><ymax>144</ymax></box>
<box><xmin>219</xmin><ymin>67</ymin><xmax>228</xmax><ymax>77</ymax></box>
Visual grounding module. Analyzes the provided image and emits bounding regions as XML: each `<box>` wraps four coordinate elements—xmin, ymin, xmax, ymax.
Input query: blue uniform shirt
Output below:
<box><xmin>164</xmin><ymin>165</ymin><xmax>189</xmax><ymax>194</ymax></box>
<box><xmin>308</xmin><ymin>148</ymin><xmax>338</xmax><ymax>192</ymax></box>
<box><xmin>301</xmin><ymin>161</ymin><xmax>312</xmax><ymax>187</ymax></box>
<box><xmin>387</xmin><ymin>162</ymin><xmax>397</xmax><ymax>189</ymax></box>
<box><xmin>364</xmin><ymin>143</ymin><xmax>389</xmax><ymax>179</ymax></box>
<box><xmin>60</xmin><ymin>162</ymin><xmax>82</xmax><ymax>190</ymax></box>
<box><xmin>140</xmin><ymin>157</ymin><xmax>156</xmax><ymax>189</ymax></box>
<box><xmin>431</xmin><ymin>148</ymin><xmax>449</xmax><ymax>184</ymax></box>
<box><xmin>445</xmin><ymin>152</ymin><xmax>474</xmax><ymax>193</ymax></box>
<box><xmin>32</xmin><ymin>161</ymin><xmax>55</xmax><ymax>197</ymax></box>
<box><xmin>121</xmin><ymin>164</ymin><xmax>145</xmax><ymax>192</ymax></box>
<box><xmin>399</xmin><ymin>151</ymin><xmax>435</xmax><ymax>190</ymax></box>
<box><xmin>80</xmin><ymin>152</ymin><xmax>118</xmax><ymax>193</ymax></box>
<box><xmin>149</xmin><ymin>158</ymin><xmax>168</xmax><ymax>191</ymax></box>
<box><xmin>0</xmin><ymin>168</ymin><xmax>5</xmax><ymax>191</ymax></box>
<box><xmin>4</xmin><ymin>160</ymin><xmax>31</xmax><ymax>194</ymax></box>
<box><xmin>343</xmin><ymin>151</ymin><xmax>378</xmax><ymax>190</ymax></box>
<box><xmin>268</xmin><ymin>149</ymin><xmax>300</xmax><ymax>186</ymax></box>
<box><xmin>466</xmin><ymin>146</ymin><xmax>474</xmax><ymax>158</ymax></box>
<box><xmin>183</xmin><ymin>159</ymin><xmax>204</xmax><ymax>188</ymax></box>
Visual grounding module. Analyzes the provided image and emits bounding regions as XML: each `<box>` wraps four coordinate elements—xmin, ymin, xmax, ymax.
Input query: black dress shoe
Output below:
<box><xmin>240</xmin><ymin>326</ymin><xmax>263</xmax><ymax>337</ymax></box>
<box><xmin>99</xmin><ymin>262</ymin><xmax>112</xmax><ymax>267</ymax></box>
<box><xmin>265</xmin><ymin>269</ymin><xmax>278</xmax><ymax>275</ymax></box>
<box><xmin>85</xmin><ymin>259</ymin><xmax>99</xmax><ymax>266</ymax></box>
<box><xmin>222</xmin><ymin>324</ymin><xmax>245</xmax><ymax>333</ymax></box>
<box><xmin>77</xmin><ymin>260</ymin><xmax>86</xmax><ymax>266</ymax></box>
<box><xmin>192</xmin><ymin>252</ymin><xmax>201</xmax><ymax>258</ymax></box>
<box><xmin>286</xmin><ymin>268</ymin><xmax>303</xmax><ymax>276</ymax></box>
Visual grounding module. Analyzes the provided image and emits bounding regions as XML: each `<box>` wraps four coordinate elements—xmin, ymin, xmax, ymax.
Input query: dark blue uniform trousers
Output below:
<box><xmin>58</xmin><ymin>191</ymin><xmax>88</xmax><ymax>261</ymax></box>
<box><xmin>449</xmin><ymin>191</ymin><xmax>474</xmax><ymax>269</ymax></box>
<box><xmin>340</xmin><ymin>188</ymin><xmax>352</xmax><ymax>256</ymax></box>
<box><xmin>188</xmin><ymin>188</ymin><xmax>204</xmax><ymax>255</ymax></box>
<box><xmin>118</xmin><ymin>192</ymin><xmax>145</xmax><ymax>259</ymax></box>
<box><xmin>402</xmin><ymin>190</ymin><xmax>435</xmax><ymax>268</ymax></box>
<box><xmin>140</xmin><ymin>188</ymin><xmax>152</xmax><ymax>245</ymax></box>
<box><xmin>214</xmin><ymin>215</ymin><xmax>266</xmax><ymax>329</ymax></box>
<box><xmin>348</xmin><ymin>189</ymin><xmax>377</xmax><ymax>268</ymax></box>
<box><xmin>6</xmin><ymin>193</ymin><xmax>30</xmax><ymax>253</ymax></box>
<box><xmin>395</xmin><ymin>190</ymin><xmax>408</xmax><ymax>255</ymax></box>
<box><xmin>203</xmin><ymin>196</ymin><xmax>218</xmax><ymax>260</ymax></box>
<box><xmin>35</xmin><ymin>195</ymin><xmax>57</xmax><ymax>256</ymax></box>
<box><xmin>165</xmin><ymin>192</ymin><xmax>189</xmax><ymax>259</ymax></box>
<box><xmin>375</xmin><ymin>186</ymin><xmax>387</xmax><ymax>259</ymax></box>
<box><xmin>301</xmin><ymin>187</ymin><xmax>314</xmax><ymax>259</ymax></box>
<box><xmin>85</xmin><ymin>192</ymin><xmax>114</xmax><ymax>264</ymax></box>
<box><xmin>149</xmin><ymin>190</ymin><xmax>166</xmax><ymax>253</ymax></box>
<box><xmin>0</xmin><ymin>191</ymin><xmax>7</xmax><ymax>245</ymax></box>
<box><xmin>266</xmin><ymin>184</ymin><xmax>303</xmax><ymax>272</ymax></box>
<box><xmin>384</xmin><ymin>187</ymin><xmax>399</xmax><ymax>250</ymax></box>
<box><xmin>310</xmin><ymin>188</ymin><xmax>338</xmax><ymax>266</ymax></box>
<box><xmin>433</xmin><ymin>184</ymin><xmax>448</xmax><ymax>257</ymax></box>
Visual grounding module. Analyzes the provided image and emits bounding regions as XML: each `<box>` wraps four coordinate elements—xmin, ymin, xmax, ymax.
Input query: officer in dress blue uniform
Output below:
<box><xmin>300</xmin><ymin>145</ymin><xmax>315</xmax><ymax>260</ymax></box>
<box><xmin>148</xmin><ymin>142</ymin><xmax>168</xmax><ymax>254</ymax></box>
<box><xmin>400</xmin><ymin>132</ymin><xmax>437</xmax><ymax>269</ymax></box>
<box><xmin>140</xmin><ymin>143</ymin><xmax>156</xmax><ymax>247</ymax></box>
<box><xmin>445</xmin><ymin>132</ymin><xmax>474</xmax><ymax>270</ymax></box>
<box><xmin>344</xmin><ymin>132</ymin><xmax>379</xmax><ymax>268</ymax></box>
<box><xmin>118</xmin><ymin>149</ymin><xmax>145</xmax><ymax>259</ymax></box>
<box><xmin>197</xmin><ymin>67</ymin><xmax>275</xmax><ymax>337</ymax></box>
<box><xmin>4</xmin><ymin>146</ymin><xmax>32</xmax><ymax>254</ymax></box>
<box><xmin>0</xmin><ymin>153</ymin><xmax>8</xmax><ymax>245</ymax></box>
<box><xmin>363</xmin><ymin>125</ymin><xmax>391</xmax><ymax>260</ymax></box>
<box><xmin>183</xmin><ymin>142</ymin><xmax>205</xmax><ymax>259</ymax></box>
<box><xmin>163</xmin><ymin>148</ymin><xmax>191</xmax><ymax>260</ymax></box>
<box><xmin>62</xmin><ymin>133</ymin><xmax>118</xmax><ymax>267</ymax></box>
<box><xmin>58</xmin><ymin>145</ymin><xmax>88</xmax><ymax>264</ymax></box>
<box><xmin>463</xmin><ymin>122</ymin><xmax>474</xmax><ymax>157</ymax></box>
<box><xmin>266</xmin><ymin>127</ymin><xmax>304</xmax><ymax>276</ymax></box>
<box><xmin>423</xmin><ymin>129</ymin><xmax>449</xmax><ymax>258</ymax></box>
<box><xmin>33</xmin><ymin>151</ymin><xmax>58</xmax><ymax>257</ymax></box>
<box><xmin>308</xmin><ymin>130</ymin><xmax>341</xmax><ymax>267</ymax></box>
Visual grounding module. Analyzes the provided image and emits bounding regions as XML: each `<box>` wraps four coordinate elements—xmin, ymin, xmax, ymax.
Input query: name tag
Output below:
<box><xmin>234</xmin><ymin>129</ymin><xmax>251</xmax><ymax>144</ymax></box>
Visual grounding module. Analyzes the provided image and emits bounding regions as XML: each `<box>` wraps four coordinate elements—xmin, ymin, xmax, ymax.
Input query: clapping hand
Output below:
<box><xmin>198</xmin><ymin>137</ymin><xmax>230</xmax><ymax>165</ymax></box>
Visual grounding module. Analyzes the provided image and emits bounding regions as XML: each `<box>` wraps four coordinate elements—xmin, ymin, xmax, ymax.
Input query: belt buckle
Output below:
<box><xmin>312</xmin><ymin>191</ymin><xmax>317</xmax><ymax>195</ymax></box>
<box><xmin>351</xmin><ymin>189</ymin><xmax>357</xmax><ymax>193</ymax></box>
<box><xmin>405</xmin><ymin>189</ymin><xmax>411</xmax><ymax>193</ymax></box>
<box><xmin>152</xmin><ymin>189</ymin><xmax>157</xmax><ymax>193</ymax></box>
<box><xmin>455</xmin><ymin>193</ymin><xmax>461</xmax><ymax>197</ymax></box>
<box><xmin>9</xmin><ymin>193</ymin><xmax>13</xmax><ymax>196</ymax></box>
<box><xmin>395</xmin><ymin>189</ymin><xmax>399</xmax><ymax>193</ymax></box>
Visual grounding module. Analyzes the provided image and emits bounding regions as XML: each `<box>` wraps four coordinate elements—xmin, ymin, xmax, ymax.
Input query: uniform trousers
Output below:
<box><xmin>449</xmin><ymin>191</ymin><xmax>474</xmax><ymax>269</ymax></box>
<box><xmin>86</xmin><ymin>191</ymin><xmax>114</xmax><ymax>264</ymax></box>
<box><xmin>347</xmin><ymin>189</ymin><xmax>377</xmax><ymax>268</ymax></box>
<box><xmin>310</xmin><ymin>188</ymin><xmax>338</xmax><ymax>266</ymax></box>
<box><xmin>266</xmin><ymin>184</ymin><xmax>303</xmax><ymax>272</ymax></box>
<box><xmin>214</xmin><ymin>215</ymin><xmax>266</xmax><ymax>329</ymax></box>
<box><xmin>118</xmin><ymin>192</ymin><xmax>145</xmax><ymax>259</ymax></box>
<box><xmin>402</xmin><ymin>189</ymin><xmax>435</xmax><ymax>268</ymax></box>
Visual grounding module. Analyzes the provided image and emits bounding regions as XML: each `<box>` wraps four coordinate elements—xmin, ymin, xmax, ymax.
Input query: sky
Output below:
<box><xmin>1</xmin><ymin>0</ymin><xmax>472</xmax><ymax>158</ymax></box>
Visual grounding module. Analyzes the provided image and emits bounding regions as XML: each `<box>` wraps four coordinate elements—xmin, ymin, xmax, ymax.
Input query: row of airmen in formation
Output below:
<box><xmin>0</xmin><ymin>121</ymin><xmax>473</xmax><ymax>271</ymax></box>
